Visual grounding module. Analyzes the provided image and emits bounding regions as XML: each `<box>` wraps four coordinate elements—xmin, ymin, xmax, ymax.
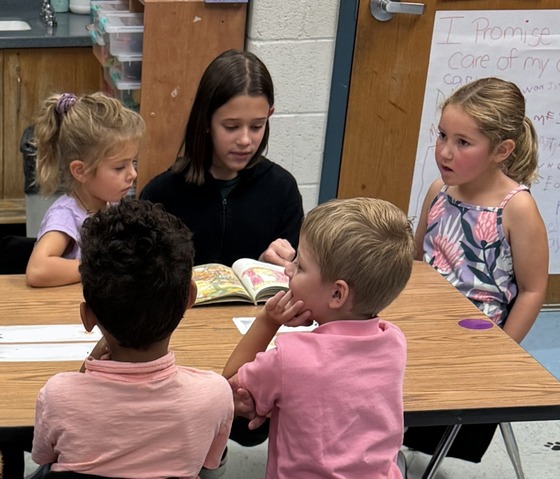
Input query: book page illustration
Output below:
<box><xmin>242</xmin><ymin>266</ymin><xmax>288</xmax><ymax>292</ymax></box>
<box><xmin>233</xmin><ymin>259</ymin><xmax>289</xmax><ymax>300</ymax></box>
<box><xmin>193</xmin><ymin>263</ymin><xmax>250</xmax><ymax>304</ymax></box>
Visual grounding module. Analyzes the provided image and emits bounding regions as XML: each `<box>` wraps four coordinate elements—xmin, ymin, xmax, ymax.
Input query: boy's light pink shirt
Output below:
<box><xmin>32</xmin><ymin>352</ymin><xmax>233</xmax><ymax>479</ymax></box>
<box><xmin>238</xmin><ymin>318</ymin><xmax>406</xmax><ymax>479</ymax></box>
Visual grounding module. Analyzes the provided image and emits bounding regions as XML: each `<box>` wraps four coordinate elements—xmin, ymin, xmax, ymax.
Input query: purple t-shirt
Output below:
<box><xmin>36</xmin><ymin>194</ymin><xmax>88</xmax><ymax>260</ymax></box>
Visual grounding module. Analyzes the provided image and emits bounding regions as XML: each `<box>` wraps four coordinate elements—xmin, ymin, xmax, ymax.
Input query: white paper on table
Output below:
<box><xmin>232</xmin><ymin>317</ymin><xmax>318</xmax><ymax>335</ymax></box>
<box><xmin>0</xmin><ymin>342</ymin><xmax>99</xmax><ymax>362</ymax></box>
<box><xmin>0</xmin><ymin>324</ymin><xmax>102</xmax><ymax>344</ymax></box>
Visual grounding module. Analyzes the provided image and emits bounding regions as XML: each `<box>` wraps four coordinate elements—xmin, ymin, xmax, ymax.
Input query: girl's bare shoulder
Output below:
<box><xmin>426</xmin><ymin>178</ymin><xmax>444</xmax><ymax>200</ymax></box>
<box><xmin>502</xmin><ymin>187</ymin><xmax>545</xmax><ymax>233</ymax></box>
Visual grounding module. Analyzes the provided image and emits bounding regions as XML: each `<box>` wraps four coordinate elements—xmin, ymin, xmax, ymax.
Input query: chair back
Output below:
<box><xmin>0</xmin><ymin>235</ymin><xmax>35</xmax><ymax>274</ymax></box>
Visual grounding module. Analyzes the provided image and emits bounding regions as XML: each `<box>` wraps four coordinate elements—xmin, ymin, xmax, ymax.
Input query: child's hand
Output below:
<box><xmin>228</xmin><ymin>375</ymin><xmax>267</xmax><ymax>430</ymax></box>
<box><xmin>264</xmin><ymin>290</ymin><xmax>312</xmax><ymax>327</ymax></box>
<box><xmin>89</xmin><ymin>337</ymin><xmax>110</xmax><ymax>360</ymax></box>
<box><xmin>80</xmin><ymin>337</ymin><xmax>110</xmax><ymax>373</ymax></box>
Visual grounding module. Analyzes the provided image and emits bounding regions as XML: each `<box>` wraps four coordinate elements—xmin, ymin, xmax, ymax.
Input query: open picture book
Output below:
<box><xmin>193</xmin><ymin>258</ymin><xmax>289</xmax><ymax>306</ymax></box>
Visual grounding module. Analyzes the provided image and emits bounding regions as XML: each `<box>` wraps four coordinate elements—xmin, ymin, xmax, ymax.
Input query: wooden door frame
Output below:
<box><xmin>319</xmin><ymin>0</ymin><xmax>358</xmax><ymax>203</ymax></box>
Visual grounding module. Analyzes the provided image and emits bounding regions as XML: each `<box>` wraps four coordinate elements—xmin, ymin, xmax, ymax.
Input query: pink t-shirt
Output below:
<box><xmin>238</xmin><ymin>318</ymin><xmax>406</xmax><ymax>479</ymax></box>
<box><xmin>32</xmin><ymin>352</ymin><xmax>233</xmax><ymax>479</ymax></box>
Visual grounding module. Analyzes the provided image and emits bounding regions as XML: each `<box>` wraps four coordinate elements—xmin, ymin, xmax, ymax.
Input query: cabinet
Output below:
<box><xmin>1</xmin><ymin>48</ymin><xmax>100</xmax><ymax>202</ymax></box>
<box><xmin>128</xmin><ymin>0</ymin><xmax>247</xmax><ymax>192</ymax></box>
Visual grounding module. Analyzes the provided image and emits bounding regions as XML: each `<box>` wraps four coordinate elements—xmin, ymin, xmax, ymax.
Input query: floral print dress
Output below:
<box><xmin>423</xmin><ymin>184</ymin><xmax>528</xmax><ymax>326</ymax></box>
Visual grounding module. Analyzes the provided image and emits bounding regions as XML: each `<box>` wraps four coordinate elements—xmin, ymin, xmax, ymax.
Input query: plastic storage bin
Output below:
<box><xmin>92</xmin><ymin>42</ymin><xmax>112</xmax><ymax>66</ymax></box>
<box><xmin>109</xmin><ymin>53</ymin><xmax>142</xmax><ymax>82</ymax></box>
<box><xmin>88</xmin><ymin>10</ymin><xmax>138</xmax><ymax>50</ymax></box>
<box><xmin>103</xmin><ymin>68</ymin><xmax>141</xmax><ymax>111</ymax></box>
<box><xmin>91</xmin><ymin>0</ymin><xmax>129</xmax><ymax>25</ymax></box>
<box><xmin>99</xmin><ymin>12</ymin><xmax>144</xmax><ymax>56</ymax></box>
<box><xmin>91</xmin><ymin>0</ymin><xmax>129</xmax><ymax>30</ymax></box>
<box><xmin>93</xmin><ymin>44</ymin><xmax>142</xmax><ymax>82</ymax></box>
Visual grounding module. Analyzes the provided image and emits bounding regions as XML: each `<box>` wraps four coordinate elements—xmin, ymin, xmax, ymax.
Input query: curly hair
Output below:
<box><xmin>79</xmin><ymin>199</ymin><xmax>194</xmax><ymax>350</ymax></box>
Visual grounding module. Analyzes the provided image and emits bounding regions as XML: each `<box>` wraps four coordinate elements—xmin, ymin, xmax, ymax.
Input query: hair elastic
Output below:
<box><xmin>55</xmin><ymin>93</ymin><xmax>78</xmax><ymax>119</ymax></box>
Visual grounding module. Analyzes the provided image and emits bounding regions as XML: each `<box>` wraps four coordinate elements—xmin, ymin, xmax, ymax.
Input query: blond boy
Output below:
<box><xmin>224</xmin><ymin>197</ymin><xmax>414</xmax><ymax>479</ymax></box>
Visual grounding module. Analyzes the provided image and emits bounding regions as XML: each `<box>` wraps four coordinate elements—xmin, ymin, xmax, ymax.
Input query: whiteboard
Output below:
<box><xmin>408</xmin><ymin>10</ymin><xmax>560</xmax><ymax>274</ymax></box>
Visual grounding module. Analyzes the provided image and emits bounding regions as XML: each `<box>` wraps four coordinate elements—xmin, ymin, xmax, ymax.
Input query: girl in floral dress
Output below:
<box><xmin>415</xmin><ymin>76</ymin><xmax>548</xmax><ymax>344</ymax></box>
<box><xmin>404</xmin><ymin>77</ymin><xmax>548</xmax><ymax>464</ymax></box>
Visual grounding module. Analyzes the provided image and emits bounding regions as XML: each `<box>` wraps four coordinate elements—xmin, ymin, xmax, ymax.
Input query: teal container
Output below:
<box><xmin>51</xmin><ymin>0</ymin><xmax>70</xmax><ymax>12</ymax></box>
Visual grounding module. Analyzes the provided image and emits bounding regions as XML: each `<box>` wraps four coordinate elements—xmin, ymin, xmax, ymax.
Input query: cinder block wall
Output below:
<box><xmin>246</xmin><ymin>0</ymin><xmax>340</xmax><ymax>213</ymax></box>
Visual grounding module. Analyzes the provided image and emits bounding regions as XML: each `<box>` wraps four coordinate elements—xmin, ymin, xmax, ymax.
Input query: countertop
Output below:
<box><xmin>0</xmin><ymin>8</ymin><xmax>92</xmax><ymax>49</ymax></box>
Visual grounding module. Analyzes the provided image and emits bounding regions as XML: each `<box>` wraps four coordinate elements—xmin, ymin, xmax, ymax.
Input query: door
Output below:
<box><xmin>338</xmin><ymin>0</ymin><xmax>559</xmax><ymax>303</ymax></box>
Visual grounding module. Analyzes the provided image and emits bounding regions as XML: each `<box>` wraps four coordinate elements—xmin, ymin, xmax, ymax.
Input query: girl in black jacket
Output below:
<box><xmin>141</xmin><ymin>49</ymin><xmax>303</xmax><ymax>268</ymax></box>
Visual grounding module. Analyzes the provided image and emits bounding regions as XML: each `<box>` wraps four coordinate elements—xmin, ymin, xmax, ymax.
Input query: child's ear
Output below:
<box><xmin>493</xmin><ymin>139</ymin><xmax>515</xmax><ymax>163</ymax></box>
<box><xmin>328</xmin><ymin>280</ymin><xmax>350</xmax><ymax>310</ymax></box>
<box><xmin>268</xmin><ymin>106</ymin><xmax>275</xmax><ymax>118</ymax></box>
<box><xmin>186</xmin><ymin>280</ymin><xmax>198</xmax><ymax>310</ymax></box>
<box><xmin>80</xmin><ymin>302</ymin><xmax>98</xmax><ymax>332</ymax></box>
<box><xmin>70</xmin><ymin>160</ymin><xmax>88</xmax><ymax>183</ymax></box>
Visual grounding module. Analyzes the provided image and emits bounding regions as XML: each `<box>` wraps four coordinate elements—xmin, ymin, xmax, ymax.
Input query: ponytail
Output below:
<box><xmin>34</xmin><ymin>96</ymin><xmax>64</xmax><ymax>196</ymax></box>
<box><xmin>503</xmin><ymin>116</ymin><xmax>538</xmax><ymax>186</ymax></box>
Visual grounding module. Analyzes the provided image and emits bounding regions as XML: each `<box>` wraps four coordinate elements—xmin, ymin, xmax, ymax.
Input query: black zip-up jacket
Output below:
<box><xmin>140</xmin><ymin>159</ymin><xmax>304</xmax><ymax>266</ymax></box>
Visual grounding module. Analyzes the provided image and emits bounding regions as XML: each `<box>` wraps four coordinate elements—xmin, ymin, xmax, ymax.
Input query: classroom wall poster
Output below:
<box><xmin>409</xmin><ymin>10</ymin><xmax>560</xmax><ymax>273</ymax></box>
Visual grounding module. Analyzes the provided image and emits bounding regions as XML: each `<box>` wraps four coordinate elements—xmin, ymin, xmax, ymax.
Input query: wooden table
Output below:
<box><xmin>383</xmin><ymin>264</ymin><xmax>560</xmax><ymax>427</ymax></box>
<box><xmin>1</xmin><ymin>262</ymin><xmax>560</xmax><ymax>476</ymax></box>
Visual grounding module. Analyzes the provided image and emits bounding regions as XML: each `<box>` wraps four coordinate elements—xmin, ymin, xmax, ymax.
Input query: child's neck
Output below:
<box><xmin>317</xmin><ymin>311</ymin><xmax>372</xmax><ymax>325</ymax></box>
<box><xmin>106</xmin><ymin>338</ymin><xmax>171</xmax><ymax>363</ymax></box>
<box><xmin>452</xmin><ymin>170</ymin><xmax>517</xmax><ymax>207</ymax></box>
<box><xmin>72</xmin><ymin>187</ymin><xmax>108</xmax><ymax>214</ymax></box>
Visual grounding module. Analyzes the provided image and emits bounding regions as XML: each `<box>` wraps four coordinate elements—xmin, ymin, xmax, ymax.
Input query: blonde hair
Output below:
<box><xmin>443</xmin><ymin>77</ymin><xmax>538</xmax><ymax>185</ymax></box>
<box><xmin>34</xmin><ymin>92</ymin><xmax>146</xmax><ymax>196</ymax></box>
<box><xmin>301</xmin><ymin>197</ymin><xmax>414</xmax><ymax>317</ymax></box>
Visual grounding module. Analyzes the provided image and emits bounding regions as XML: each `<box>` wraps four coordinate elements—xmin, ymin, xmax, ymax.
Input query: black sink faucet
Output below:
<box><xmin>40</xmin><ymin>0</ymin><xmax>58</xmax><ymax>28</ymax></box>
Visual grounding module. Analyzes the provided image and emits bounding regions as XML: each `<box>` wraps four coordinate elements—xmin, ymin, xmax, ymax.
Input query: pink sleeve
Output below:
<box><xmin>237</xmin><ymin>347</ymin><xmax>283</xmax><ymax>417</ymax></box>
<box><xmin>203</xmin><ymin>415</ymin><xmax>232</xmax><ymax>469</ymax></box>
<box><xmin>203</xmin><ymin>377</ymin><xmax>234</xmax><ymax>469</ymax></box>
<box><xmin>31</xmin><ymin>387</ymin><xmax>57</xmax><ymax>465</ymax></box>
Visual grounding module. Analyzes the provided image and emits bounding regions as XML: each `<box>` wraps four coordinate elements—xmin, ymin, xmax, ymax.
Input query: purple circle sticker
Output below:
<box><xmin>458</xmin><ymin>318</ymin><xmax>494</xmax><ymax>330</ymax></box>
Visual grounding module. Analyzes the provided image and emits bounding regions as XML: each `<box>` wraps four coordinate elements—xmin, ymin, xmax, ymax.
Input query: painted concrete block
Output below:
<box><xmin>247</xmin><ymin>0</ymin><xmax>339</xmax><ymax>40</ymax></box>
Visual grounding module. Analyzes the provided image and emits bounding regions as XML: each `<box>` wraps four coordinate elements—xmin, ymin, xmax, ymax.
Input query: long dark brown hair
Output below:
<box><xmin>172</xmin><ymin>49</ymin><xmax>275</xmax><ymax>185</ymax></box>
